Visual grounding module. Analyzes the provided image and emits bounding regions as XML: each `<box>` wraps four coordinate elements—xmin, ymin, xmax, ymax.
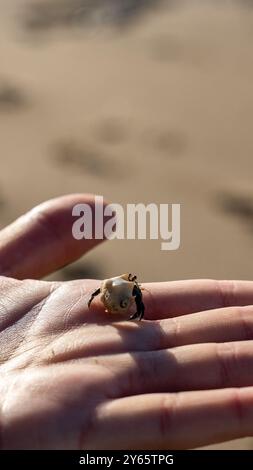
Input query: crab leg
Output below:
<box><xmin>130</xmin><ymin>285</ymin><xmax>145</xmax><ymax>321</ymax></box>
<box><xmin>88</xmin><ymin>288</ymin><xmax>101</xmax><ymax>308</ymax></box>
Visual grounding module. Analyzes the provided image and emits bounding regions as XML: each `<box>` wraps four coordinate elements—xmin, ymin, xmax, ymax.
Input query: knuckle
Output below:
<box><xmin>158</xmin><ymin>394</ymin><xmax>178</xmax><ymax>438</ymax></box>
<box><xmin>33</xmin><ymin>208</ymin><xmax>61</xmax><ymax>243</ymax></box>
<box><xmin>230</xmin><ymin>388</ymin><xmax>246</xmax><ymax>428</ymax></box>
<box><xmin>216</xmin><ymin>342</ymin><xmax>238</xmax><ymax>388</ymax></box>
<box><xmin>236</xmin><ymin>306</ymin><xmax>253</xmax><ymax>340</ymax></box>
<box><xmin>217</xmin><ymin>280</ymin><xmax>237</xmax><ymax>308</ymax></box>
<box><xmin>158</xmin><ymin>318</ymin><xmax>179</xmax><ymax>349</ymax></box>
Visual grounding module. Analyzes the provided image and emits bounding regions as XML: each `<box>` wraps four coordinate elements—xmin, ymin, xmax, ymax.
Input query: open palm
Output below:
<box><xmin>1</xmin><ymin>194</ymin><xmax>253</xmax><ymax>450</ymax></box>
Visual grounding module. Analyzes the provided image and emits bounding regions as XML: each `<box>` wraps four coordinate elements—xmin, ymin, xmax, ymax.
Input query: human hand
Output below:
<box><xmin>1</xmin><ymin>194</ymin><xmax>253</xmax><ymax>449</ymax></box>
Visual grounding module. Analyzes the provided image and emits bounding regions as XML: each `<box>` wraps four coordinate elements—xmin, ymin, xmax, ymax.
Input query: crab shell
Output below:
<box><xmin>100</xmin><ymin>274</ymin><xmax>136</xmax><ymax>314</ymax></box>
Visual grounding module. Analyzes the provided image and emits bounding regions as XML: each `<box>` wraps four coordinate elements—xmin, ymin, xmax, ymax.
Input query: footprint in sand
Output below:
<box><xmin>217</xmin><ymin>192</ymin><xmax>253</xmax><ymax>233</ymax></box>
<box><xmin>149</xmin><ymin>129</ymin><xmax>188</xmax><ymax>157</ymax></box>
<box><xmin>22</xmin><ymin>0</ymin><xmax>169</xmax><ymax>32</ymax></box>
<box><xmin>0</xmin><ymin>81</ymin><xmax>28</xmax><ymax>112</ymax></box>
<box><xmin>93</xmin><ymin>118</ymin><xmax>128</xmax><ymax>146</ymax></box>
<box><xmin>52</xmin><ymin>140</ymin><xmax>116</xmax><ymax>177</ymax></box>
<box><xmin>60</xmin><ymin>263</ymin><xmax>104</xmax><ymax>281</ymax></box>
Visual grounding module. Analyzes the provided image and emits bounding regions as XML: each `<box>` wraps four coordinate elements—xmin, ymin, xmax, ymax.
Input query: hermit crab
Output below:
<box><xmin>88</xmin><ymin>273</ymin><xmax>145</xmax><ymax>321</ymax></box>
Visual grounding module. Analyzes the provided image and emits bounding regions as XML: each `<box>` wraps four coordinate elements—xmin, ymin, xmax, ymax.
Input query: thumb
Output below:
<box><xmin>0</xmin><ymin>193</ymin><xmax>110</xmax><ymax>280</ymax></box>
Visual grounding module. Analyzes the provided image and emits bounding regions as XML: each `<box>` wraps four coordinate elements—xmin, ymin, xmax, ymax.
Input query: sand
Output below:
<box><xmin>0</xmin><ymin>0</ymin><xmax>253</xmax><ymax>448</ymax></box>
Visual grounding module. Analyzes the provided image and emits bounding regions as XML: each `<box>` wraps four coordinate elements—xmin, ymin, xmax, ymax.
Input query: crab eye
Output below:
<box><xmin>120</xmin><ymin>299</ymin><xmax>128</xmax><ymax>309</ymax></box>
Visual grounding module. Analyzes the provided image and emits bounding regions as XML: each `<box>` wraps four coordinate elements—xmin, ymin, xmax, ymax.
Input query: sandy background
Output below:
<box><xmin>0</xmin><ymin>0</ymin><xmax>253</xmax><ymax>448</ymax></box>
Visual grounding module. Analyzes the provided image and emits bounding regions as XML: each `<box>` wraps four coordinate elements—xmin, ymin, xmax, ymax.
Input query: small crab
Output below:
<box><xmin>88</xmin><ymin>273</ymin><xmax>145</xmax><ymax>321</ymax></box>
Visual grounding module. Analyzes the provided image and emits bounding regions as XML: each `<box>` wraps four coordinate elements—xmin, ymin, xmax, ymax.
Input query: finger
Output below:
<box><xmin>72</xmin><ymin>279</ymin><xmax>253</xmax><ymax>325</ymax></box>
<box><xmin>93</xmin><ymin>340</ymin><xmax>253</xmax><ymax>396</ymax></box>
<box><xmin>84</xmin><ymin>386</ymin><xmax>253</xmax><ymax>449</ymax></box>
<box><xmin>145</xmin><ymin>304</ymin><xmax>253</xmax><ymax>350</ymax></box>
<box><xmin>0</xmin><ymin>194</ymin><xmax>110</xmax><ymax>279</ymax></box>
<box><xmin>41</xmin><ymin>303</ymin><xmax>253</xmax><ymax>361</ymax></box>
<box><xmin>158</xmin><ymin>305</ymin><xmax>253</xmax><ymax>347</ymax></box>
<box><xmin>142</xmin><ymin>279</ymin><xmax>253</xmax><ymax>319</ymax></box>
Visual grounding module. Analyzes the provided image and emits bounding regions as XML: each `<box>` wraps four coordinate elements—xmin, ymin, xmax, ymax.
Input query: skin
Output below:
<box><xmin>0</xmin><ymin>194</ymin><xmax>253</xmax><ymax>449</ymax></box>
